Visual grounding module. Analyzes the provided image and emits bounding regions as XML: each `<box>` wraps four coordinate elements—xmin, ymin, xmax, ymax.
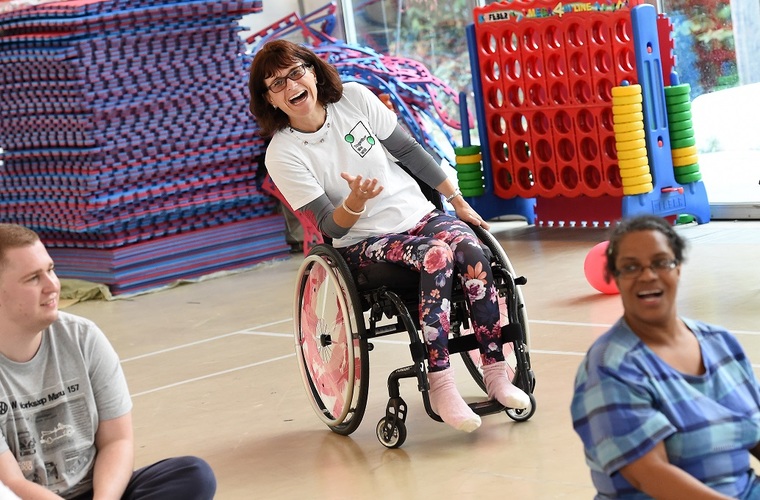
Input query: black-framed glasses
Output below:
<box><xmin>613</xmin><ymin>259</ymin><xmax>679</xmax><ymax>279</ymax></box>
<box><xmin>267</xmin><ymin>64</ymin><xmax>309</xmax><ymax>93</ymax></box>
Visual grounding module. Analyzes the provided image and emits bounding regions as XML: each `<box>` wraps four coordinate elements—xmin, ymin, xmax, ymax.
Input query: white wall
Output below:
<box><xmin>239</xmin><ymin>0</ymin><xmax>344</xmax><ymax>44</ymax></box>
<box><xmin>732</xmin><ymin>0</ymin><xmax>760</xmax><ymax>84</ymax></box>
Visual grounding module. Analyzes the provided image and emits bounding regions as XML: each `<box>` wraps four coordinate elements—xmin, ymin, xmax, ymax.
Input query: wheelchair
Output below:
<box><xmin>291</xmin><ymin>209</ymin><xmax>536</xmax><ymax>448</ymax></box>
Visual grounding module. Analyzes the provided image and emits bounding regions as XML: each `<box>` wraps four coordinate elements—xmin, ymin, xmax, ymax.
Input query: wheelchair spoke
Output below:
<box><xmin>291</xmin><ymin>246</ymin><xmax>375</xmax><ymax>436</ymax></box>
<box><xmin>294</xmin><ymin>251</ymin><xmax>368</xmax><ymax>431</ymax></box>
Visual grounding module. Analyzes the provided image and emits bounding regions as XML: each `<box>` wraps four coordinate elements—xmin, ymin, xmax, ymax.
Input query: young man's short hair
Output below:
<box><xmin>0</xmin><ymin>224</ymin><xmax>41</xmax><ymax>275</ymax></box>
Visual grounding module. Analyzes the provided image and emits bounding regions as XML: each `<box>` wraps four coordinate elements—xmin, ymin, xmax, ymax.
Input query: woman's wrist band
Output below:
<box><xmin>445</xmin><ymin>188</ymin><xmax>462</xmax><ymax>203</ymax></box>
<box><xmin>342</xmin><ymin>200</ymin><xmax>366</xmax><ymax>216</ymax></box>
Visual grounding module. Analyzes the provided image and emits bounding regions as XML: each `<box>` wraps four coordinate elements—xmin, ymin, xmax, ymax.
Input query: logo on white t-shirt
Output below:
<box><xmin>344</xmin><ymin>122</ymin><xmax>376</xmax><ymax>158</ymax></box>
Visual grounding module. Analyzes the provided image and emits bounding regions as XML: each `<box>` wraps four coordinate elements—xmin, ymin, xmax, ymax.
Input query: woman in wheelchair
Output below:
<box><xmin>249</xmin><ymin>40</ymin><xmax>530</xmax><ymax>432</ymax></box>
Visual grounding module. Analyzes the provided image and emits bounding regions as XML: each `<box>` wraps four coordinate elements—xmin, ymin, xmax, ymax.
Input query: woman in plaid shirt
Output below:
<box><xmin>571</xmin><ymin>215</ymin><xmax>760</xmax><ymax>499</ymax></box>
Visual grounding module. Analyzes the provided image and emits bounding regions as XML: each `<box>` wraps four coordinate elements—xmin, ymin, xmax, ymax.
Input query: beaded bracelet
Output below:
<box><xmin>445</xmin><ymin>188</ymin><xmax>462</xmax><ymax>203</ymax></box>
<box><xmin>342</xmin><ymin>200</ymin><xmax>366</xmax><ymax>216</ymax></box>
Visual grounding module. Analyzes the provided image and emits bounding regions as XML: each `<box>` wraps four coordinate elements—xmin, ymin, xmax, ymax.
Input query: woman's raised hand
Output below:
<box><xmin>341</xmin><ymin>172</ymin><xmax>383</xmax><ymax>201</ymax></box>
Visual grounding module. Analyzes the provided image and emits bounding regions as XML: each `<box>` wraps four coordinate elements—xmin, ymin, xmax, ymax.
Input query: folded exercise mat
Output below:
<box><xmin>48</xmin><ymin>215</ymin><xmax>288</xmax><ymax>295</ymax></box>
<box><xmin>0</xmin><ymin>0</ymin><xmax>278</xmax><ymax>295</ymax></box>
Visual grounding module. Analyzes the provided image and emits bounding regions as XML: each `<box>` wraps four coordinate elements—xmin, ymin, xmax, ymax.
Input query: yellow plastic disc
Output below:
<box><xmin>611</xmin><ymin>93</ymin><xmax>643</xmax><ymax>105</ymax></box>
<box><xmin>618</xmin><ymin>156</ymin><xmax>649</xmax><ymax>170</ymax></box>
<box><xmin>612</xmin><ymin>103</ymin><xmax>643</xmax><ymax>115</ymax></box>
<box><xmin>615</xmin><ymin>129</ymin><xmax>646</xmax><ymax>142</ymax></box>
<box><xmin>455</xmin><ymin>153</ymin><xmax>482</xmax><ymax>164</ymax></box>
<box><xmin>672</xmin><ymin>153</ymin><xmax>699</xmax><ymax>167</ymax></box>
<box><xmin>617</xmin><ymin>147</ymin><xmax>648</xmax><ymax>161</ymax></box>
<box><xmin>671</xmin><ymin>145</ymin><xmax>698</xmax><ymax>158</ymax></box>
<box><xmin>623</xmin><ymin>182</ymin><xmax>654</xmax><ymax>195</ymax></box>
<box><xmin>622</xmin><ymin>173</ymin><xmax>653</xmax><ymax>187</ymax></box>
<box><xmin>613</xmin><ymin>112</ymin><xmax>644</xmax><ymax>124</ymax></box>
<box><xmin>617</xmin><ymin>164</ymin><xmax>650</xmax><ymax>177</ymax></box>
<box><xmin>616</xmin><ymin>138</ymin><xmax>647</xmax><ymax>152</ymax></box>
<box><xmin>613</xmin><ymin>121</ymin><xmax>644</xmax><ymax>134</ymax></box>
<box><xmin>611</xmin><ymin>84</ymin><xmax>642</xmax><ymax>97</ymax></box>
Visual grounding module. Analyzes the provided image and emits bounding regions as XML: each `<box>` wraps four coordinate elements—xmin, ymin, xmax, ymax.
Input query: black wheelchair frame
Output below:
<box><xmin>292</xmin><ymin>223</ymin><xmax>535</xmax><ymax>448</ymax></box>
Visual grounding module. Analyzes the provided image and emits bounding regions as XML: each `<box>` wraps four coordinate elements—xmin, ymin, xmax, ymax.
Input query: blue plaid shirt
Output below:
<box><xmin>572</xmin><ymin>318</ymin><xmax>760</xmax><ymax>499</ymax></box>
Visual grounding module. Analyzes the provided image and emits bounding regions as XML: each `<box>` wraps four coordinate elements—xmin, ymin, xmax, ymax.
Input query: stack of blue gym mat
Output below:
<box><xmin>0</xmin><ymin>0</ymin><xmax>288</xmax><ymax>295</ymax></box>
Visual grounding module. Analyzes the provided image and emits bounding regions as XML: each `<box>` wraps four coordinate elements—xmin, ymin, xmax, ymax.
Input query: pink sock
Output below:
<box><xmin>483</xmin><ymin>361</ymin><xmax>530</xmax><ymax>409</ymax></box>
<box><xmin>427</xmin><ymin>368</ymin><xmax>481</xmax><ymax>432</ymax></box>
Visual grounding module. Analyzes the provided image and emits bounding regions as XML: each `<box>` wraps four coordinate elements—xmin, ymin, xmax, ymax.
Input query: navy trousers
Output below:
<box><xmin>72</xmin><ymin>456</ymin><xmax>216</xmax><ymax>500</ymax></box>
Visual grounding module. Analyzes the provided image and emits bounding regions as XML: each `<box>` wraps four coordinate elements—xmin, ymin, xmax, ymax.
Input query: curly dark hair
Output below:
<box><xmin>604</xmin><ymin>215</ymin><xmax>688</xmax><ymax>282</ymax></box>
<box><xmin>248</xmin><ymin>40</ymin><xmax>343</xmax><ymax>137</ymax></box>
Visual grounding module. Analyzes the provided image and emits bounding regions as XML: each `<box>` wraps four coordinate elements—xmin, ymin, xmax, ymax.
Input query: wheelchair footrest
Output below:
<box><xmin>469</xmin><ymin>399</ymin><xmax>508</xmax><ymax>416</ymax></box>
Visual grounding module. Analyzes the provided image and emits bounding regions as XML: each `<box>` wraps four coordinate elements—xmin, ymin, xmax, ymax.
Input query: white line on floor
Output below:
<box><xmin>122</xmin><ymin>316</ymin><xmax>760</xmax><ymax>364</ymax></box>
<box><xmin>121</xmin><ymin>322</ymin><xmax>293</xmax><ymax>363</ymax></box>
<box><xmin>130</xmin><ymin>353</ymin><xmax>295</xmax><ymax>398</ymax></box>
<box><xmin>125</xmin><ymin>317</ymin><xmax>760</xmax><ymax>396</ymax></box>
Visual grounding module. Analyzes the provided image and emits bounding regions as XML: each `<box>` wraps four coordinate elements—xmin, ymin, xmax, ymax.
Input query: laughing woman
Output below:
<box><xmin>247</xmin><ymin>40</ymin><xmax>530</xmax><ymax>433</ymax></box>
<box><xmin>571</xmin><ymin>215</ymin><xmax>760</xmax><ymax>499</ymax></box>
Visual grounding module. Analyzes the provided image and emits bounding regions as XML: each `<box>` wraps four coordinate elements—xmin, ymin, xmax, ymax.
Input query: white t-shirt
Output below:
<box><xmin>0</xmin><ymin>481</ymin><xmax>19</xmax><ymax>500</ymax></box>
<box><xmin>265</xmin><ymin>82</ymin><xmax>435</xmax><ymax>248</ymax></box>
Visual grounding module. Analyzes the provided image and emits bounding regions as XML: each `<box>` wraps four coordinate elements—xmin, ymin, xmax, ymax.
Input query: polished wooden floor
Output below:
<box><xmin>64</xmin><ymin>219</ymin><xmax>760</xmax><ymax>499</ymax></box>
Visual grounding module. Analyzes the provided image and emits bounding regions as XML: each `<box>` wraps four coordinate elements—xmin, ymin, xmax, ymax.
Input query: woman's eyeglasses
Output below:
<box><xmin>267</xmin><ymin>64</ymin><xmax>309</xmax><ymax>93</ymax></box>
<box><xmin>613</xmin><ymin>259</ymin><xmax>679</xmax><ymax>278</ymax></box>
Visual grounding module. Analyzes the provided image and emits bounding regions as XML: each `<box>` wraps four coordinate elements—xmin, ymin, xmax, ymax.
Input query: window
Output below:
<box><xmin>343</xmin><ymin>0</ymin><xmax>479</xmax><ymax>148</ymax></box>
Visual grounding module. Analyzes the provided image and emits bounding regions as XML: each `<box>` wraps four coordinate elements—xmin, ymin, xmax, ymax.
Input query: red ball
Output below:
<box><xmin>584</xmin><ymin>241</ymin><xmax>619</xmax><ymax>295</ymax></box>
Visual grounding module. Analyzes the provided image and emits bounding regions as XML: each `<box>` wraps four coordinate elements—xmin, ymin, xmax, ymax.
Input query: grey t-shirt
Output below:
<box><xmin>0</xmin><ymin>312</ymin><xmax>132</xmax><ymax>498</ymax></box>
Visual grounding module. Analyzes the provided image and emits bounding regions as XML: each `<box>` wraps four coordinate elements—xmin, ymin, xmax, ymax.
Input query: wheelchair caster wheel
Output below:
<box><xmin>376</xmin><ymin>417</ymin><xmax>407</xmax><ymax>449</ymax></box>
<box><xmin>506</xmin><ymin>392</ymin><xmax>536</xmax><ymax>422</ymax></box>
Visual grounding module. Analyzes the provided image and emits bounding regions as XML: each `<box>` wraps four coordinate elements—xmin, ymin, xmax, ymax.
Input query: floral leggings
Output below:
<box><xmin>338</xmin><ymin>210</ymin><xmax>504</xmax><ymax>372</ymax></box>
